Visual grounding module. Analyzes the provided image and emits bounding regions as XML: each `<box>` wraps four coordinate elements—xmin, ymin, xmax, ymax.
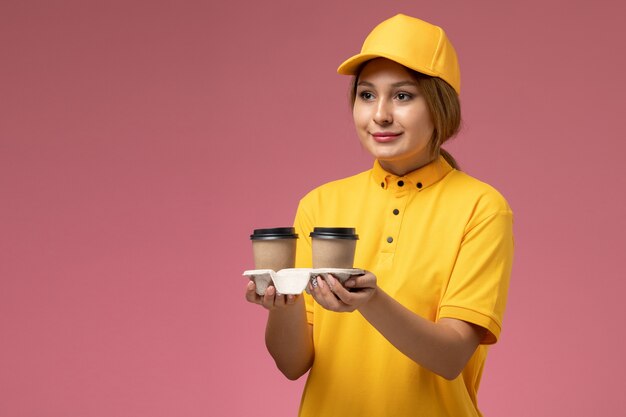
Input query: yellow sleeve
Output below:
<box><xmin>438</xmin><ymin>210</ymin><xmax>514</xmax><ymax>344</ymax></box>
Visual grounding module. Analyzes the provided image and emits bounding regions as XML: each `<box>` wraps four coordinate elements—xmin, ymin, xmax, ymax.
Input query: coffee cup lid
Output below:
<box><xmin>250</xmin><ymin>227</ymin><xmax>299</xmax><ymax>240</ymax></box>
<box><xmin>309</xmin><ymin>227</ymin><xmax>359</xmax><ymax>240</ymax></box>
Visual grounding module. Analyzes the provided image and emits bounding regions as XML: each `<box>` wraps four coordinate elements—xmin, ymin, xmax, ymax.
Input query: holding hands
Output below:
<box><xmin>244</xmin><ymin>271</ymin><xmax>378</xmax><ymax>313</ymax></box>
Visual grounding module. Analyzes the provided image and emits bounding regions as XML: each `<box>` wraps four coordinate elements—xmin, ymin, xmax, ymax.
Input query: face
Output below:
<box><xmin>353</xmin><ymin>58</ymin><xmax>435</xmax><ymax>176</ymax></box>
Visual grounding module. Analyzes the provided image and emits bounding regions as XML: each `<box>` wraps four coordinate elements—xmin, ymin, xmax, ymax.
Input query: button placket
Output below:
<box><xmin>383</xmin><ymin>184</ymin><xmax>409</xmax><ymax>253</ymax></box>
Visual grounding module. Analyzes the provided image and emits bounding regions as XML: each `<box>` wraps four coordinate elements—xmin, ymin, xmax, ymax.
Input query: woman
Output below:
<box><xmin>245</xmin><ymin>14</ymin><xmax>513</xmax><ymax>417</ymax></box>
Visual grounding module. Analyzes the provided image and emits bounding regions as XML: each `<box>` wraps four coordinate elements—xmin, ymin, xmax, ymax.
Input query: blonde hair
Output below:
<box><xmin>349</xmin><ymin>68</ymin><xmax>462</xmax><ymax>169</ymax></box>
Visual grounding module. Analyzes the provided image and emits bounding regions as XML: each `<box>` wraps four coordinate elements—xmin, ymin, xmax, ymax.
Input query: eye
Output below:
<box><xmin>396</xmin><ymin>92</ymin><xmax>413</xmax><ymax>101</ymax></box>
<box><xmin>358</xmin><ymin>91</ymin><xmax>375</xmax><ymax>101</ymax></box>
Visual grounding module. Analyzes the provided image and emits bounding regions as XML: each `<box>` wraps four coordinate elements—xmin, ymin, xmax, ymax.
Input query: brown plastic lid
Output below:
<box><xmin>310</xmin><ymin>227</ymin><xmax>358</xmax><ymax>240</ymax></box>
<box><xmin>250</xmin><ymin>227</ymin><xmax>298</xmax><ymax>240</ymax></box>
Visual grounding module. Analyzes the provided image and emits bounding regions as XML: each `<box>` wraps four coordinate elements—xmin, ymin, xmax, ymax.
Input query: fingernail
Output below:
<box><xmin>345</xmin><ymin>279</ymin><xmax>355</xmax><ymax>287</ymax></box>
<box><xmin>310</xmin><ymin>277</ymin><xmax>319</xmax><ymax>289</ymax></box>
<box><xmin>326</xmin><ymin>275</ymin><xmax>335</xmax><ymax>289</ymax></box>
<box><xmin>247</xmin><ymin>280</ymin><xmax>255</xmax><ymax>289</ymax></box>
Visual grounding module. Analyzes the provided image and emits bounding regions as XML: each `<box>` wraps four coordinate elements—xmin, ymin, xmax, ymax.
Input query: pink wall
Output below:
<box><xmin>1</xmin><ymin>0</ymin><xmax>625</xmax><ymax>415</ymax></box>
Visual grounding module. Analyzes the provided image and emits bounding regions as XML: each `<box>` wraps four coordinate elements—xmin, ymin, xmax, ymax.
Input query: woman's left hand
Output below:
<box><xmin>308</xmin><ymin>271</ymin><xmax>377</xmax><ymax>312</ymax></box>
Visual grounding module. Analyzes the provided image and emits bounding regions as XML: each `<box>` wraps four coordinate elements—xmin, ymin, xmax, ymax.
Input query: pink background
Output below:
<box><xmin>1</xmin><ymin>0</ymin><xmax>625</xmax><ymax>415</ymax></box>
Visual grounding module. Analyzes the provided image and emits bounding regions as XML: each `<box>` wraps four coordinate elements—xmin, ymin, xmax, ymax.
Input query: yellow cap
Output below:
<box><xmin>337</xmin><ymin>14</ymin><xmax>461</xmax><ymax>94</ymax></box>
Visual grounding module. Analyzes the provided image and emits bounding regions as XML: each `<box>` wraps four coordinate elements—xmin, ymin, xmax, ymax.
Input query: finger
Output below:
<box><xmin>315</xmin><ymin>275</ymin><xmax>346</xmax><ymax>311</ymax></box>
<box><xmin>245</xmin><ymin>280</ymin><xmax>261</xmax><ymax>304</ymax></box>
<box><xmin>311</xmin><ymin>275</ymin><xmax>342</xmax><ymax>308</ymax></box>
<box><xmin>324</xmin><ymin>273</ymin><xmax>340</xmax><ymax>293</ymax></box>
<box><xmin>274</xmin><ymin>290</ymin><xmax>286</xmax><ymax>308</ymax></box>
<box><xmin>261</xmin><ymin>286</ymin><xmax>276</xmax><ymax>309</ymax></box>
<box><xmin>308</xmin><ymin>275</ymin><xmax>325</xmax><ymax>302</ymax></box>
<box><xmin>285</xmin><ymin>294</ymin><xmax>297</xmax><ymax>305</ymax></box>
<box><xmin>325</xmin><ymin>274</ymin><xmax>359</xmax><ymax>308</ymax></box>
<box><xmin>326</xmin><ymin>274</ymin><xmax>353</xmax><ymax>304</ymax></box>
<box><xmin>316</xmin><ymin>274</ymin><xmax>330</xmax><ymax>293</ymax></box>
<box><xmin>308</xmin><ymin>275</ymin><xmax>320</xmax><ymax>299</ymax></box>
<box><xmin>327</xmin><ymin>274</ymin><xmax>376</xmax><ymax>312</ymax></box>
<box><xmin>345</xmin><ymin>272</ymin><xmax>375</xmax><ymax>289</ymax></box>
<box><xmin>310</xmin><ymin>275</ymin><xmax>319</xmax><ymax>291</ymax></box>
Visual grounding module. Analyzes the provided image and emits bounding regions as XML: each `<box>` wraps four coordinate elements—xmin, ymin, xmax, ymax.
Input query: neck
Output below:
<box><xmin>378</xmin><ymin>156</ymin><xmax>437</xmax><ymax>176</ymax></box>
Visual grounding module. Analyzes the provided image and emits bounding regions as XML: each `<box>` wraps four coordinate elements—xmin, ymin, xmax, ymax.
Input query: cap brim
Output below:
<box><xmin>337</xmin><ymin>52</ymin><xmax>439</xmax><ymax>78</ymax></box>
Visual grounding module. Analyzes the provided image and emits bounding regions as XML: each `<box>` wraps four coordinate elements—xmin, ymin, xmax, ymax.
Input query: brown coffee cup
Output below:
<box><xmin>310</xmin><ymin>227</ymin><xmax>358</xmax><ymax>268</ymax></box>
<box><xmin>250</xmin><ymin>227</ymin><xmax>298</xmax><ymax>271</ymax></box>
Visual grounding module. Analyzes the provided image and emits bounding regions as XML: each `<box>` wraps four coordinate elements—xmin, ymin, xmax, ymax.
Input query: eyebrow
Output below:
<box><xmin>356</xmin><ymin>80</ymin><xmax>419</xmax><ymax>88</ymax></box>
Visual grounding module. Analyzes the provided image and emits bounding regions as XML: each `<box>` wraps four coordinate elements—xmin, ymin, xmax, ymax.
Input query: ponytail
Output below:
<box><xmin>439</xmin><ymin>148</ymin><xmax>459</xmax><ymax>170</ymax></box>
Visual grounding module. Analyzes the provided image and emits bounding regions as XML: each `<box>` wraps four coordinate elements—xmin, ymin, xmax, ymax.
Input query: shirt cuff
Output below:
<box><xmin>438</xmin><ymin>305</ymin><xmax>502</xmax><ymax>344</ymax></box>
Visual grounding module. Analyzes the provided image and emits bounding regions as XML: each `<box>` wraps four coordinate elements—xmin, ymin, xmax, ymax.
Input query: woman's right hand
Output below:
<box><xmin>245</xmin><ymin>280</ymin><xmax>300</xmax><ymax>310</ymax></box>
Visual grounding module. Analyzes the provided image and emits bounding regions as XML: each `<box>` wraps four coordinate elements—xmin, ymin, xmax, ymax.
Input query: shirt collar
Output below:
<box><xmin>371</xmin><ymin>156</ymin><xmax>454</xmax><ymax>191</ymax></box>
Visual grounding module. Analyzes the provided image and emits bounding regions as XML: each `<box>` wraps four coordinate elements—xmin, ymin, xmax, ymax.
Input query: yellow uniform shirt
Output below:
<box><xmin>293</xmin><ymin>157</ymin><xmax>514</xmax><ymax>417</ymax></box>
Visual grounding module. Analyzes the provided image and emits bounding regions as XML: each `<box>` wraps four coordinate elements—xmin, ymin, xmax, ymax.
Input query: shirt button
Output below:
<box><xmin>397</xmin><ymin>180</ymin><xmax>404</xmax><ymax>187</ymax></box>
<box><xmin>387</xmin><ymin>237</ymin><xmax>393</xmax><ymax>243</ymax></box>
<box><xmin>416</xmin><ymin>182</ymin><xmax>423</xmax><ymax>189</ymax></box>
<box><xmin>393</xmin><ymin>209</ymin><xmax>399</xmax><ymax>215</ymax></box>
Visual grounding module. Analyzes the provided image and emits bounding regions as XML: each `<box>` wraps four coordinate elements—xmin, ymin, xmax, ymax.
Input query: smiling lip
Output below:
<box><xmin>371</xmin><ymin>131</ymin><xmax>402</xmax><ymax>143</ymax></box>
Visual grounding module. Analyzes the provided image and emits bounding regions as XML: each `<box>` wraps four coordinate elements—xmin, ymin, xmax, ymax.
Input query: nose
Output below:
<box><xmin>373</xmin><ymin>97</ymin><xmax>393</xmax><ymax>125</ymax></box>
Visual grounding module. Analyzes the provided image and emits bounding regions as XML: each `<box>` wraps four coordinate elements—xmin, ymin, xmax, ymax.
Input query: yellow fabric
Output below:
<box><xmin>337</xmin><ymin>14</ymin><xmax>461</xmax><ymax>94</ymax></box>
<box><xmin>293</xmin><ymin>157</ymin><xmax>514</xmax><ymax>417</ymax></box>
